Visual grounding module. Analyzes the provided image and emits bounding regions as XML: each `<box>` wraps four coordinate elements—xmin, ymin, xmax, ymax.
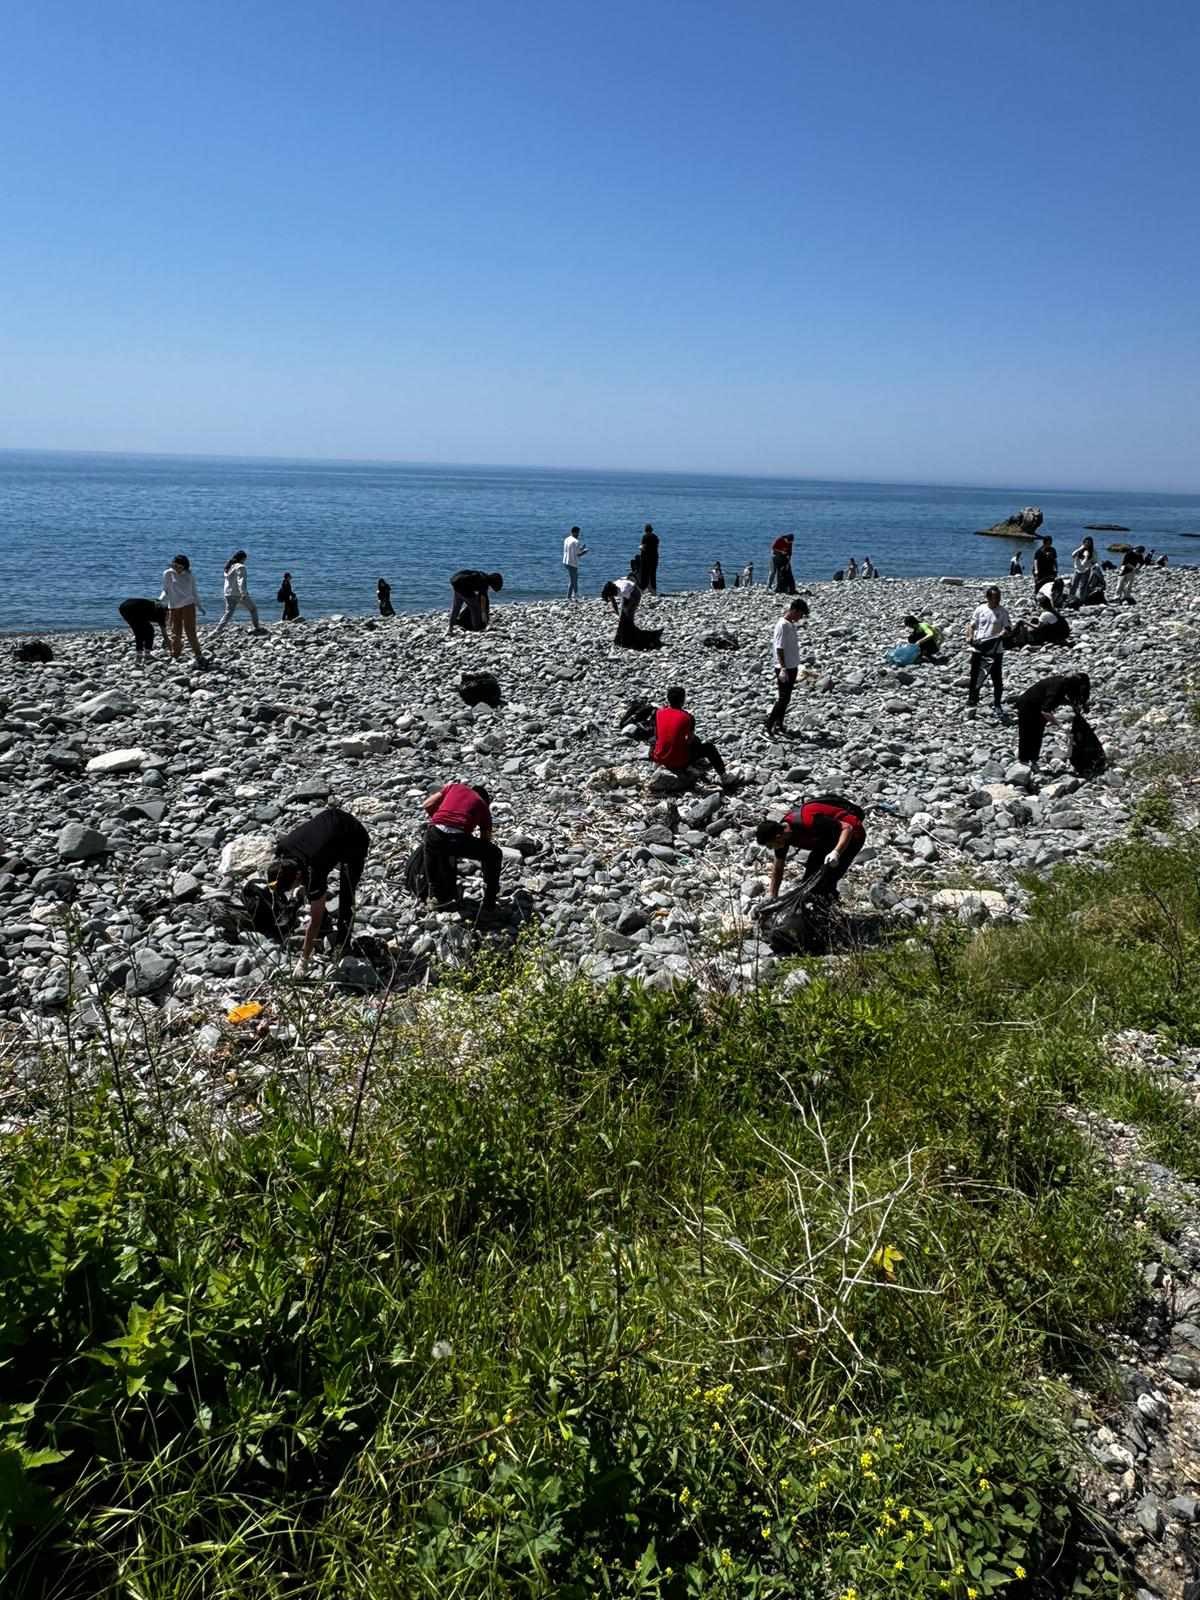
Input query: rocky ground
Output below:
<box><xmin>1</xmin><ymin>566</ymin><xmax>1198</xmax><ymax>1031</ymax></box>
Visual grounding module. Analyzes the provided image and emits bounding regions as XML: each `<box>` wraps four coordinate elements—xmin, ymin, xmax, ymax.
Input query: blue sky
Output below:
<box><xmin>2</xmin><ymin>0</ymin><xmax>1197</xmax><ymax>489</ymax></box>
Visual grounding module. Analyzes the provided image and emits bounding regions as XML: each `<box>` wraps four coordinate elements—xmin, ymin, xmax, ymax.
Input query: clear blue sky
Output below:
<box><xmin>3</xmin><ymin>0</ymin><xmax>1197</xmax><ymax>489</ymax></box>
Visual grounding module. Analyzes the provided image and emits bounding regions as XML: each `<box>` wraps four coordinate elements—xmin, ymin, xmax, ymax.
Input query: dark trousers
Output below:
<box><xmin>1016</xmin><ymin>704</ymin><xmax>1048</xmax><ymax>764</ymax></box>
<box><xmin>967</xmin><ymin>645</ymin><xmax>1004</xmax><ymax>707</ymax></box>
<box><xmin>424</xmin><ymin>827</ymin><xmax>502</xmax><ymax>906</ymax></box>
<box><xmin>448</xmin><ymin>588</ymin><xmax>485</xmax><ymax>631</ymax></box>
<box><xmin>119</xmin><ymin>604</ymin><xmax>156</xmax><ymax>653</ymax></box>
<box><xmin>659</xmin><ymin>737</ymin><xmax>726</xmax><ymax>778</ymax></box>
<box><xmin>640</xmin><ymin>554</ymin><xmax>658</xmax><ymax>593</ymax></box>
<box><xmin>801</xmin><ymin>830</ymin><xmax>864</xmax><ymax>895</ymax></box>
<box><xmin>768</xmin><ymin>668</ymin><xmax>797</xmax><ymax>731</ymax></box>
<box><xmin>768</xmin><ymin>552</ymin><xmax>785</xmax><ymax>590</ymax></box>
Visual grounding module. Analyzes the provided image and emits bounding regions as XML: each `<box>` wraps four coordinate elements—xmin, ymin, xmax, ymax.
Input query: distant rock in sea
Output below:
<box><xmin>975</xmin><ymin>506</ymin><xmax>1044</xmax><ymax>540</ymax></box>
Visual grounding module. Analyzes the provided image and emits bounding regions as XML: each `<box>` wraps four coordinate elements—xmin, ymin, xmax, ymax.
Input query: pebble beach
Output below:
<box><xmin>2</xmin><ymin>564</ymin><xmax>1198</xmax><ymax>1037</ymax></box>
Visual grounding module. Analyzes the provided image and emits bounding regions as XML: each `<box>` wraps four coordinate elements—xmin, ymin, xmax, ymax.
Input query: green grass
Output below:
<box><xmin>5</xmin><ymin>828</ymin><xmax>1200</xmax><ymax>1598</ymax></box>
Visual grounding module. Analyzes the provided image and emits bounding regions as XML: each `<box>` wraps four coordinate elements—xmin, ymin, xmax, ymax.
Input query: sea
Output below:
<box><xmin>2</xmin><ymin>450</ymin><xmax>1199</xmax><ymax>634</ymax></box>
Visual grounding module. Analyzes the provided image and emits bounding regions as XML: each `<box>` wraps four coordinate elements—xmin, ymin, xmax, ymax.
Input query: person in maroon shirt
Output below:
<box><xmin>422</xmin><ymin>781</ymin><xmax>503</xmax><ymax>908</ymax></box>
<box><xmin>755</xmin><ymin>798</ymin><xmax>866</xmax><ymax>900</ymax></box>
<box><xmin>652</xmin><ymin>686</ymin><xmax>728</xmax><ymax>782</ymax></box>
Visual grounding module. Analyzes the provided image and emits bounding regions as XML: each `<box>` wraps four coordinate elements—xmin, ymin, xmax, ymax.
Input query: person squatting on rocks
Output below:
<box><xmin>710</xmin><ymin>562</ymin><xmax>726</xmax><ymax>590</ymax></box>
<box><xmin>1037</xmin><ymin>575</ymin><xmax>1067</xmax><ymax>612</ymax></box>
<box><xmin>965</xmin><ymin>585</ymin><xmax>1012</xmax><ymax>719</ymax></box>
<box><xmin>904</xmin><ymin>615</ymin><xmax>942</xmax><ymax>661</ymax></box>
<box><xmin>448</xmin><ymin>569</ymin><xmax>503</xmax><ymax>633</ymax></box>
<box><xmin>422</xmin><ymin>781</ymin><xmax>502</xmax><ymax>910</ymax></box>
<box><xmin>602</xmin><ymin>577</ymin><xmax>662</xmax><ymax>650</ymax></box>
<box><xmin>160</xmin><ymin>553</ymin><xmax>206</xmax><ymax>663</ymax></box>
<box><xmin>214</xmin><ymin>550</ymin><xmax>265</xmax><ymax>634</ymax></box>
<box><xmin>563</xmin><ymin>526</ymin><xmax>587</xmax><ymax>600</ymax></box>
<box><xmin>756</xmin><ymin>796</ymin><xmax>867</xmax><ymax>901</ymax></box>
<box><xmin>768</xmin><ymin>534</ymin><xmax>795</xmax><ymax>593</ymax></box>
<box><xmin>118</xmin><ymin>598</ymin><xmax>168</xmax><ymax>658</ymax></box>
<box><xmin>766</xmin><ymin>598</ymin><xmax>807</xmax><ymax>737</ymax></box>
<box><xmin>270</xmin><ymin>806</ymin><xmax>371</xmax><ymax>975</ymax></box>
<box><xmin>1116</xmin><ymin>548</ymin><xmax>1139</xmax><ymax>604</ymax></box>
<box><xmin>377</xmin><ymin>578</ymin><xmax>395</xmax><ymax>617</ymax></box>
<box><xmin>1069</xmin><ymin>537</ymin><xmax>1096</xmax><ymax>608</ymax></box>
<box><xmin>1009</xmin><ymin>594</ymin><xmax>1070</xmax><ymax>650</ymax></box>
<box><xmin>1032</xmin><ymin>535</ymin><xmax>1057</xmax><ymax>602</ymax></box>
<box><xmin>1009</xmin><ymin>550</ymin><xmax>1024</xmax><ymax>577</ymax></box>
<box><xmin>652</xmin><ymin>685</ymin><xmax>729</xmax><ymax>784</ymax></box>
<box><xmin>1011</xmin><ymin>672</ymin><xmax>1091</xmax><ymax>768</ymax></box>
<box><xmin>277</xmin><ymin>572</ymin><xmax>301</xmax><ymax>621</ymax></box>
<box><xmin>638</xmin><ymin>524</ymin><xmax>659</xmax><ymax>594</ymax></box>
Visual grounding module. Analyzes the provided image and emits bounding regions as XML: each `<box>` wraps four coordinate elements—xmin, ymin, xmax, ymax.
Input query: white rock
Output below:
<box><xmin>218</xmin><ymin>834</ymin><xmax>278</xmax><ymax>879</ymax></box>
<box><xmin>86</xmin><ymin>748</ymin><xmax>149</xmax><ymax>775</ymax></box>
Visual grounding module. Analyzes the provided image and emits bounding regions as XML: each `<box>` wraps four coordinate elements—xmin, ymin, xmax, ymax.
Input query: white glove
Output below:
<box><xmin>824</xmin><ymin>851</ymin><xmax>841</xmax><ymax>868</ymax></box>
<box><xmin>292</xmin><ymin>956</ymin><xmax>309</xmax><ymax>977</ymax></box>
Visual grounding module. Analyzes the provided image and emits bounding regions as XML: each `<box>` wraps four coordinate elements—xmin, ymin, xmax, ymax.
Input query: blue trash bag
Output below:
<box><xmin>887</xmin><ymin>642</ymin><xmax>921</xmax><ymax>667</ymax></box>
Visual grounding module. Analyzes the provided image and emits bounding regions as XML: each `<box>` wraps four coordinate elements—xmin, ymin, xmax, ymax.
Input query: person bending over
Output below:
<box><xmin>652</xmin><ymin>686</ymin><xmax>729</xmax><ymax>784</ymax></box>
<box><xmin>756</xmin><ymin>797</ymin><xmax>867</xmax><ymax>901</ymax></box>
<box><xmin>448</xmin><ymin>569</ymin><xmax>503</xmax><ymax>633</ymax></box>
<box><xmin>965</xmin><ymin>586</ymin><xmax>1011</xmax><ymax>718</ymax></box>
<box><xmin>271</xmin><ymin>806</ymin><xmax>371</xmax><ymax>974</ymax></box>
<box><xmin>422</xmin><ymin>782</ymin><xmax>502</xmax><ymax>909</ymax></box>
<box><xmin>118</xmin><ymin>597</ymin><xmax>168</xmax><ymax>658</ymax></box>
<box><xmin>904</xmin><ymin>615</ymin><xmax>942</xmax><ymax>661</ymax></box>
<box><xmin>1011</xmin><ymin>673</ymin><xmax>1091</xmax><ymax>768</ymax></box>
<box><xmin>602</xmin><ymin>577</ymin><xmax>663</xmax><ymax>649</ymax></box>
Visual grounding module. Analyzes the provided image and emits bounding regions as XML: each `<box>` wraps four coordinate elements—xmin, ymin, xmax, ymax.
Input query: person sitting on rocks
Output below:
<box><xmin>1077</xmin><ymin>564</ymin><xmax>1107</xmax><ymax>606</ymax></box>
<box><xmin>377</xmin><ymin>578</ymin><xmax>396</xmax><ymax>617</ymax></box>
<box><xmin>271</xmin><ymin>806</ymin><xmax>371</xmax><ymax>974</ymax></box>
<box><xmin>1010</xmin><ymin>594</ymin><xmax>1071</xmax><ymax>649</ymax></box>
<box><xmin>118</xmin><ymin>597</ymin><xmax>168</xmax><ymax>658</ymax></box>
<box><xmin>756</xmin><ymin>796</ymin><xmax>867</xmax><ymax>901</ymax></box>
<box><xmin>710</xmin><ymin>561</ymin><xmax>726</xmax><ymax>590</ymax></box>
<box><xmin>602</xmin><ymin>577</ymin><xmax>663</xmax><ymax>650</ymax></box>
<box><xmin>448</xmin><ymin>569</ymin><xmax>503</xmax><ymax>633</ymax></box>
<box><xmin>1037</xmin><ymin>575</ymin><xmax>1067</xmax><ymax>611</ymax></box>
<box><xmin>652</xmin><ymin>686</ymin><xmax>729</xmax><ymax>786</ymax></box>
<box><xmin>903</xmin><ymin>614</ymin><xmax>942</xmax><ymax>661</ymax></box>
<box><xmin>422</xmin><ymin>781</ymin><xmax>502</xmax><ymax>910</ymax></box>
<box><xmin>1011</xmin><ymin>672</ymin><xmax>1091</xmax><ymax>769</ymax></box>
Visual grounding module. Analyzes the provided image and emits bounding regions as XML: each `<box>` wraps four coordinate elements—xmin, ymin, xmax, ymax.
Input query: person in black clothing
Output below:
<box><xmin>1031</xmin><ymin>536</ymin><xmax>1057</xmax><ymax>602</ymax></box>
<box><xmin>1011</xmin><ymin>673</ymin><xmax>1090</xmax><ymax>767</ymax></box>
<box><xmin>448</xmin><ymin>569</ymin><xmax>503</xmax><ymax>632</ymax></box>
<box><xmin>377</xmin><ymin>578</ymin><xmax>395</xmax><ymax>617</ymax></box>
<box><xmin>277</xmin><ymin>573</ymin><xmax>301</xmax><ymax>621</ymax></box>
<box><xmin>639</xmin><ymin>524</ymin><xmax>659</xmax><ymax>593</ymax></box>
<box><xmin>270</xmin><ymin>807</ymin><xmax>370</xmax><ymax>973</ymax></box>
<box><xmin>118</xmin><ymin>598</ymin><xmax>168</xmax><ymax>657</ymax></box>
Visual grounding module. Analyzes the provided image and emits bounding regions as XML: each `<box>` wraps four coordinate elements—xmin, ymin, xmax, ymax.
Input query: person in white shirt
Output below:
<box><xmin>214</xmin><ymin>550</ymin><xmax>265</xmax><ymax>634</ymax></box>
<box><xmin>159</xmin><ymin>553</ymin><xmax>206</xmax><ymax>663</ymax></box>
<box><xmin>861</xmin><ymin>556</ymin><xmax>875</xmax><ymax>579</ymax></box>
<box><xmin>562</xmin><ymin>526</ymin><xmax>587</xmax><ymax>601</ymax></box>
<box><xmin>766</xmin><ymin>598</ymin><xmax>807</xmax><ymax>736</ymax></box>
<box><xmin>965</xmin><ymin>585</ymin><xmax>1012</xmax><ymax>718</ymax></box>
<box><xmin>1069</xmin><ymin>538</ymin><xmax>1095</xmax><ymax>607</ymax></box>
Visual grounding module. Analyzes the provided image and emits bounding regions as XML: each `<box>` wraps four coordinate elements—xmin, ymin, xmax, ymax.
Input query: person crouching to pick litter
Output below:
<box><xmin>270</xmin><ymin>807</ymin><xmax>370</xmax><ymax>976</ymax></box>
<box><xmin>755</xmin><ymin>797</ymin><xmax>867</xmax><ymax>901</ymax></box>
<box><xmin>422</xmin><ymin>781</ymin><xmax>502</xmax><ymax>910</ymax></box>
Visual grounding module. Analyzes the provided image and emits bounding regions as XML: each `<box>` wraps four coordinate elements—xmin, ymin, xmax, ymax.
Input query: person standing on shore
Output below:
<box><xmin>965</xmin><ymin>585</ymin><xmax>1011</xmax><ymax>719</ymax></box>
<box><xmin>270</xmin><ymin>806</ymin><xmax>371</xmax><ymax>975</ymax></box>
<box><xmin>768</xmin><ymin>534</ymin><xmax>792</xmax><ymax>591</ymax></box>
<box><xmin>377</xmin><ymin>578</ymin><xmax>396</xmax><ymax>617</ymax></box>
<box><xmin>214</xmin><ymin>551</ymin><xmax>265</xmax><ymax>635</ymax></box>
<box><xmin>448</xmin><ymin>569</ymin><xmax>503</xmax><ymax>633</ymax></box>
<box><xmin>639</xmin><ymin>525</ymin><xmax>659</xmax><ymax>594</ymax></box>
<box><xmin>652</xmin><ymin>685</ymin><xmax>730</xmax><ymax>784</ymax></box>
<box><xmin>846</xmin><ymin>556</ymin><xmax>858</xmax><ymax>581</ymax></box>
<box><xmin>1009</xmin><ymin>551</ymin><xmax>1024</xmax><ymax>577</ymax></box>
<box><xmin>422</xmin><ymin>781</ymin><xmax>502</xmax><ymax>910</ymax></box>
<box><xmin>159</xmin><ymin>554</ymin><xmax>206</xmax><ymax>664</ymax></box>
<box><xmin>755</xmin><ymin>796</ymin><xmax>867</xmax><ymax>900</ymax></box>
<box><xmin>562</xmin><ymin>526</ymin><xmax>587</xmax><ymax>600</ymax></box>
<box><xmin>766</xmin><ymin>598</ymin><xmax>806</xmax><ymax>737</ymax></box>
<box><xmin>118</xmin><ymin>598</ymin><xmax>168</xmax><ymax>659</ymax></box>
<box><xmin>1032</xmin><ymin>535</ymin><xmax>1057</xmax><ymax>603</ymax></box>
<box><xmin>1069</xmin><ymin>537</ymin><xmax>1096</xmax><ymax>607</ymax></box>
<box><xmin>1011</xmin><ymin>673</ymin><xmax>1091</xmax><ymax>768</ymax></box>
<box><xmin>710</xmin><ymin>561</ymin><xmax>726</xmax><ymax>590</ymax></box>
<box><xmin>277</xmin><ymin>572</ymin><xmax>301</xmax><ymax>621</ymax></box>
<box><xmin>1115</xmin><ymin>548</ymin><xmax>1140</xmax><ymax>603</ymax></box>
<box><xmin>861</xmin><ymin>556</ymin><xmax>875</xmax><ymax>579</ymax></box>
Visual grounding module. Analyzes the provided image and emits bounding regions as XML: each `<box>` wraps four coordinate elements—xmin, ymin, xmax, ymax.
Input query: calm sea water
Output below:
<box><xmin>3</xmin><ymin>450</ymin><xmax>1199</xmax><ymax>633</ymax></box>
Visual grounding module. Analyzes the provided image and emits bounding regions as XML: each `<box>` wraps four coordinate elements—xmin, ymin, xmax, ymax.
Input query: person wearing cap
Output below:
<box><xmin>755</xmin><ymin>798</ymin><xmax>867</xmax><ymax>900</ymax></box>
<box><xmin>448</xmin><ymin>569</ymin><xmax>503</xmax><ymax>633</ymax></box>
<box><xmin>271</xmin><ymin>806</ymin><xmax>371</xmax><ymax>974</ymax></box>
<box><xmin>768</xmin><ymin>534</ymin><xmax>793</xmax><ymax>592</ymax></box>
<box><xmin>422</xmin><ymin>781</ymin><xmax>502</xmax><ymax>909</ymax></box>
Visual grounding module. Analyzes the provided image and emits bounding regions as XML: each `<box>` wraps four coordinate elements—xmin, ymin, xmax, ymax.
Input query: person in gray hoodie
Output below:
<box><xmin>214</xmin><ymin>550</ymin><xmax>265</xmax><ymax>633</ymax></box>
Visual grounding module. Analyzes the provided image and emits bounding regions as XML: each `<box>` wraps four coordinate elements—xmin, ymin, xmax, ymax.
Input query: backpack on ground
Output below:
<box><xmin>806</xmin><ymin>793</ymin><xmax>866</xmax><ymax>822</ymax></box>
<box><xmin>404</xmin><ymin>833</ymin><xmax>431</xmax><ymax>900</ymax></box>
<box><xmin>616</xmin><ymin>697</ymin><xmax>654</xmax><ymax>734</ymax></box>
<box><xmin>459</xmin><ymin>671</ymin><xmax>502</xmax><ymax>708</ymax></box>
<box><xmin>1067</xmin><ymin>713</ymin><xmax>1107</xmax><ymax>779</ymax></box>
<box><xmin>13</xmin><ymin>640</ymin><xmax>53</xmax><ymax>663</ymax></box>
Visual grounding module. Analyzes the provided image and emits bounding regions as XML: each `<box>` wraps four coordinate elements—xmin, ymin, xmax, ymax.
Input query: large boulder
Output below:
<box><xmin>218</xmin><ymin>833</ymin><xmax>278</xmax><ymax>879</ymax></box>
<box><xmin>57</xmin><ymin>822</ymin><xmax>108</xmax><ymax>862</ymax></box>
<box><xmin>73</xmin><ymin>689</ymin><xmax>136</xmax><ymax>724</ymax></box>
<box><xmin>975</xmin><ymin>506</ymin><xmax>1044</xmax><ymax>538</ymax></box>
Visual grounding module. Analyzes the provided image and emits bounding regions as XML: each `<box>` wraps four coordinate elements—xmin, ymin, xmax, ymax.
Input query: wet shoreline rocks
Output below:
<box><xmin>0</xmin><ymin>566</ymin><xmax>1198</xmax><ymax>1031</ymax></box>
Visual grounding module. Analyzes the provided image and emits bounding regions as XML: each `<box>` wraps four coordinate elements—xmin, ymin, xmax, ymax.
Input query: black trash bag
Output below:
<box><xmin>239</xmin><ymin>880</ymin><xmax>298</xmax><ymax>943</ymax></box>
<box><xmin>756</xmin><ymin>874</ymin><xmax>842</xmax><ymax>955</ymax></box>
<box><xmin>404</xmin><ymin>833</ymin><xmax>431</xmax><ymax>900</ymax></box>
<box><xmin>13</xmin><ymin>640</ymin><xmax>53</xmax><ymax>663</ymax></box>
<box><xmin>1067</xmin><ymin>712</ymin><xmax>1107</xmax><ymax>779</ymax></box>
<box><xmin>701</xmin><ymin>630</ymin><xmax>741</xmax><ymax>649</ymax></box>
<box><xmin>459</xmin><ymin>671</ymin><xmax>501</xmax><ymax>708</ymax></box>
<box><xmin>617</xmin><ymin>697</ymin><xmax>654</xmax><ymax>736</ymax></box>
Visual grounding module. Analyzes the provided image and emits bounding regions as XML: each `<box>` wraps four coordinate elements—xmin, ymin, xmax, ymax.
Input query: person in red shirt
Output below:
<box><xmin>769</xmin><ymin>533</ymin><xmax>796</xmax><ymax>593</ymax></box>
<box><xmin>652</xmin><ymin>686</ymin><xmax>729</xmax><ymax>783</ymax></box>
<box><xmin>755</xmin><ymin>798</ymin><xmax>866</xmax><ymax>900</ymax></box>
<box><xmin>422</xmin><ymin>781</ymin><xmax>502</xmax><ymax>908</ymax></box>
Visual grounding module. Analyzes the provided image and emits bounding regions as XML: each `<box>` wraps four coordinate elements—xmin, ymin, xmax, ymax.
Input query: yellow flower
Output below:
<box><xmin>893</xmin><ymin>1558</ymin><xmax>904</xmax><ymax>1572</ymax></box>
<box><xmin>899</xmin><ymin>1506</ymin><xmax>911</xmax><ymax>1523</ymax></box>
<box><xmin>502</xmin><ymin>1409</ymin><xmax>517</xmax><ymax>1425</ymax></box>
<box><xmin>711</xmin><ymin>1421</ymin><xmax>721</xmax><ymax>1434</ymax></box>
<box><xmin>838</xmin><ymin>1589</ymin><xmax>858</xmax><ymax>1600</ymax></box>
<box><xmin>760</xmin><ymin>1524</ymin><xmax>771</xmax><ymax>1540</ymax></box>
<box><xmin>922</xmin><ymin>1519</ymin><xmax>935</xmax><ymax>1536</ymax></box>
<box><xmin>859</xmin><ymin>1450</ymin><xmax>875</xmax><ymax>1469</ymax></box>
<box><xmin>679</xmin><ymin>1487</ymin><xmax>691</xmax><ymax>1506</ymax></box>
<box><xmin>967</xmin><ymin>1589</ymin><xmax>979</xmax><ymax>1599</ymax></box>
<box><xmin>977</xmin><ymin>1477</ymin><xmax>990</xmax><ymax>1491</ymax></box>
<box><xmin>780</xmin><ymin>1477</ymin><xmax>791</xmax><ymax>1492</ymax></box>
<box><xmin>1014</xmin><ymin>1566</ymin><xmax>1027</xmax><ymax>1580</ymax></box>
<box><xmin>719</xmin><ymin>1549</ymin><xmax>733</xmax><ymax>1570</ymax></box>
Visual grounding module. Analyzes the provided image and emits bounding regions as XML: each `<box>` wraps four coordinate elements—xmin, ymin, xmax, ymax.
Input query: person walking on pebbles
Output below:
<box><xmin>766</xmin><ymin>597</ymin><xmax>807</xmax><ymax>737</ymax></box>
<box><xmin>270</xmin><ymin>806</ymin><xmax>371</xmax><ymax>975</ymax></box>
<box><xmin>562</xmin><ymin>526</ymin><xmax>587</xmax><ymax>600</ymax></box>
<box><xmin>965</xmin><ymin>585</ymin><xmax>1012</xmax><ymax>720</ymax></box>
<box><xmin>214</xmin><ymin>550</ymin><xmax>265</xmax><ymax>635</ymax></box>
<box><xmin>159</xmin><ymin>553</ymin><xmax>206</xmax><ymax>664</ymax></box>
<box><xmin>118</xmin><ymin>597</ymin><xmax>168</xmax><ymax>659</ymax></box>
<box><xmin>638</xmin><ymin>524</ymin><xmax>660</xmax><ymax>594</ymax></box>
<box><xmin>1011</xmin><ymin>672</ymin><xmax>1091</xmax><ymax>769</ymax></box>
<box><xmin>448</xmin><ymin>568</ymin><xmax>503</xmax><ymax>633</ymax></box>
<box><xmin>422</xmin><ymin>781</ymin><xmax>503</xmax><ymax>911</ymax></box>
<box><xmin>652</xmin><ymin>685</ymin><xmax>731</xmax><ymax>785</ymax></box>
<box><xmin>755</xmin><ymin>795</ymin><xmax>867</xmax><ymax>901</ymax></box>
<box><xmin>277</xmin><ymin>572</ymin><xmax>301</xmax><ymax>621</ymax></box>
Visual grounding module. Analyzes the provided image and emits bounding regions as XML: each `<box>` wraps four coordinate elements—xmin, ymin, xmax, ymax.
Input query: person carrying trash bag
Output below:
<box><xmin>902</xmin><ymin>615</ymin><xmax>942</xmax><ymax>662</ymax></box>
<box><xmin>755</xmin><ymin>795</ymin><xmax>867</xmax><ymax>903</ymax></box>
<box><xmin>1009</xmin><ymin>672</ymin><xmax>1091</xmax><ymax>770</ymax></box>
